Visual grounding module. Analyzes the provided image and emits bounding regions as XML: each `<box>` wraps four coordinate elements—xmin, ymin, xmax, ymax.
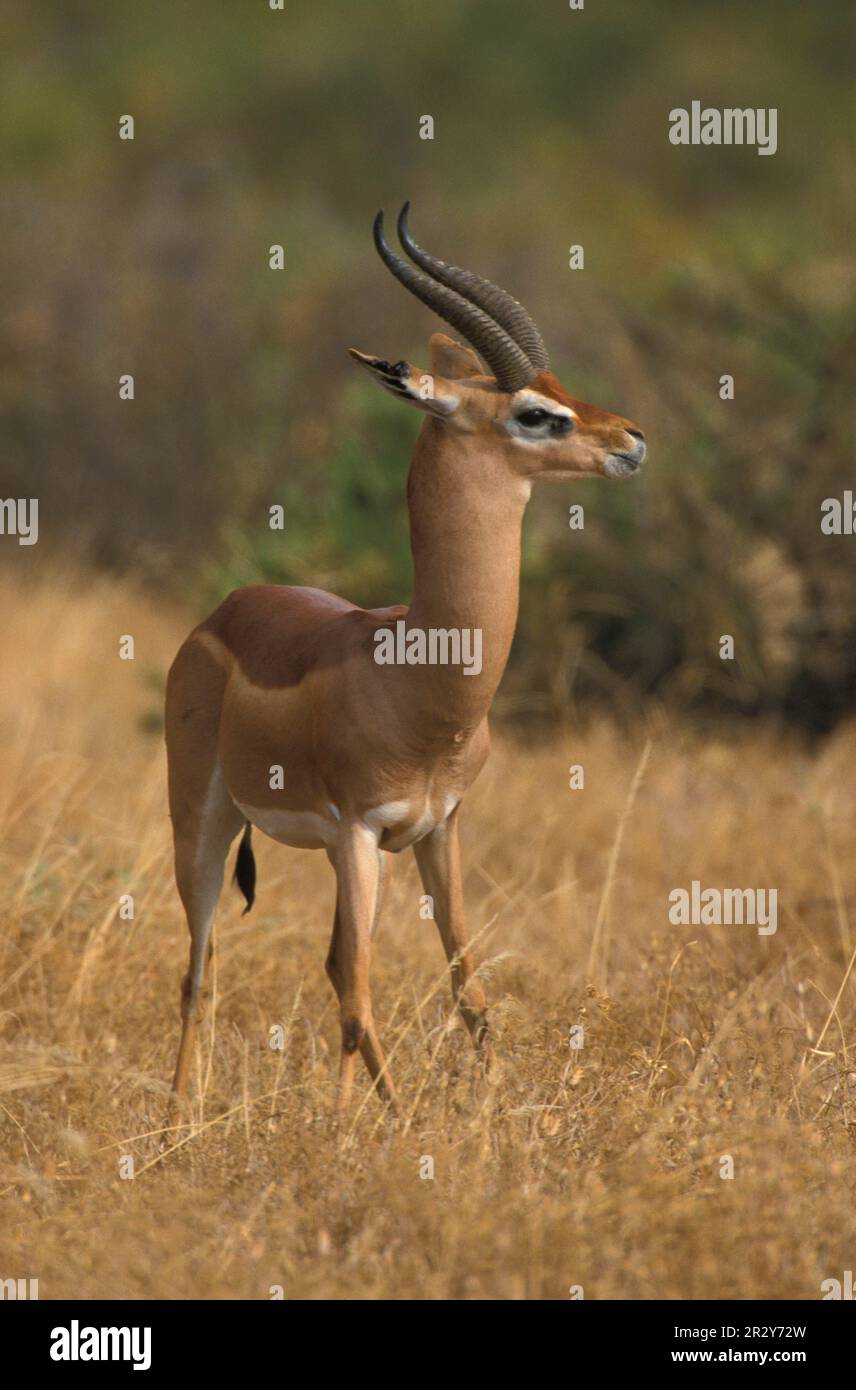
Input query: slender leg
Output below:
<box><xmin>326</xmin><ymin>821</ymin><xmax>395</xmax><ymax>1114</ymax></box>
<box><xmin>167</xmin><ymin>768</ymin><xmax>244</xmax><ymax>1125</ymax></box>
<box><xmin>413</xmin><ymin>806</ymin><xmax>490</xmax><ymax>1054</ymax></box>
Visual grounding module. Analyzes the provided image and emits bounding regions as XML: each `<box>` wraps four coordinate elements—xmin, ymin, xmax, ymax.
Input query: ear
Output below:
<box><xmin>428</xmin><ymin>332</ymin><xmax>484</xmax><ymax>381</ymax></box>
<box><xmin>348</xmin><ymin>349</ymin><xmax>460</xmax><ymax>417</ymax></box>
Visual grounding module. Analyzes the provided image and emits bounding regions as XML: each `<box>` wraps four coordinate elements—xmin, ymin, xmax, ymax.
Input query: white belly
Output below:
<box><xmin>236</xmin><ymin>802</ymin><xmax>337</xmax><ymax>849</ymax></box>
<box><xmin>237</xmin><ymin>794</ymin><xmax>456</xmax><ymax>853</ymax></box>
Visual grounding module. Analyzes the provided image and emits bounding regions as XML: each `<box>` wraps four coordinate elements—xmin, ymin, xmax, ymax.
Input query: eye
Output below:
<box><xmin>516</xmin><ymin>408</ymin><xmax>550</xmax><ymax>428</ymax></box>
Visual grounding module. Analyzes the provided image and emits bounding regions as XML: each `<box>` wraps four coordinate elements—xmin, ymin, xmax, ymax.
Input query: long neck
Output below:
<box><xmin>396</xmin><ymin>418</ymin><xmax>529</xmax><ymax>737</ymax></box>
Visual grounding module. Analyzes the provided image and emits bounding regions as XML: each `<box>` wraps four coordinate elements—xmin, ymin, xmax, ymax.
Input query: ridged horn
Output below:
<box><xmin>397</xmin><ymin>202</ymin><xmax>550</xmax><ymax>371</ymax></box>
<box><xmin>372</xmin><ymin>210</ymin><xmax>537</xmax><ymax>393</ymax></box>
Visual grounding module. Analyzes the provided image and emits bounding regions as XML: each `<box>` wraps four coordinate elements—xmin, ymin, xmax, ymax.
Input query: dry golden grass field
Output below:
<box><xmin>0</xmin><ymin>567</ymin><xmax>854</xmax><ymax>1301</ymax></box>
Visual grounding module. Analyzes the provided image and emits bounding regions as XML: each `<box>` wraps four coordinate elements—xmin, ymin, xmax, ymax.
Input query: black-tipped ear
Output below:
<box><xmin>347</xmin><ymin>348</ymin><xmax>460</xmax><ymax>417</ymax></box>
<box><xmin>348</xmin><ymin>348</ymin><xmax>410</xmax><ymax>384</ymax></box>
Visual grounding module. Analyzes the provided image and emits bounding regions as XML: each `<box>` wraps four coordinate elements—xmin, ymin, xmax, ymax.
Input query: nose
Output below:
<box><xmin>624</xmin><ymin>426</ymin><xmax>647</xmax><ymax>466</ymax></box>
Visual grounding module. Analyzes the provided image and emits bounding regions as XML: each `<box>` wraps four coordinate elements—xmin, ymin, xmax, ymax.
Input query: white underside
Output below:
<box><xmin>235</xmin><ymin>802</ymin><xmax>338</xmax><ymax>849</ymax></box>
<box><xmin>234</xmin><ymin>794</ymin><xmax>457</xmax><ymax>852</ymax></box>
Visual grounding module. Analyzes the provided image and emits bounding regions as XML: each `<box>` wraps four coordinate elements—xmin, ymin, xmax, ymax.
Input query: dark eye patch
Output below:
<box><xmin>516</xmin><ymin>407</ymin><xmax>574</xmax><ymax>435</ymax></box>
<box><xmin>516</xmin><ymin>408</ymin><xmax>550</xmax><ymax>427</ymax></box>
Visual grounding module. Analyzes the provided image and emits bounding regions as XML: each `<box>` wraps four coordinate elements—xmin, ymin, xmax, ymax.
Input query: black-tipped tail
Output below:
<box><xmin>234</xmin><ymin>821</ymin><xmax>256</xmax><ymax>915</ymax></box>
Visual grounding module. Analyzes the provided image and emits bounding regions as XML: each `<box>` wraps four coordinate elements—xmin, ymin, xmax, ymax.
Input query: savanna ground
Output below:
<box><xmin>0</xmin><ymin>568</ymin><xmax>854</xmax><ymax>1301</ymax></box>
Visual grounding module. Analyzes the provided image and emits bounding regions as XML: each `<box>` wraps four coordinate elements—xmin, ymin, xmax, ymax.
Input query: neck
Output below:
<box><xmin>398</xmin><ymin>418</ymin><xmax>530</xmax><ymax>737</ymax></box>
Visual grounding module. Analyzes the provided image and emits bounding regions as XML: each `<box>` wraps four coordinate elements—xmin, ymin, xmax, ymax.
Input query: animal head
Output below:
<box><xmin>350</xmin><ymin>204</ymin><xmax>646</xmax><ymax>482</ymax></box>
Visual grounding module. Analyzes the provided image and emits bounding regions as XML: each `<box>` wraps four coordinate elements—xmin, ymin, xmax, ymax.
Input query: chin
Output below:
<box><xmin>604</xmin><ymin>454</ymin><xmax>642</xmax><ymax>479</ymax></box>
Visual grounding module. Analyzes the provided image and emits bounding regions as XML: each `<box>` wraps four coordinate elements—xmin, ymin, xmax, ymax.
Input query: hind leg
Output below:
<box><xmin>413</xmin><ymin>807</ymin><xmax>490</xmax><ymax>1055</ymax></box>
<box><xmin>164</xmin><ymin>638</ymin><xmax>244</xmax><ymax>1126</ymax></box>
<box><xmin>167</xmin><ymin>766</ymin><xmax>244</xmax><ymax>1123</ymax></box>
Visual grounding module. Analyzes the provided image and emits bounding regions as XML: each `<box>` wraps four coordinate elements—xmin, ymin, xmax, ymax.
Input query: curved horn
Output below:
<box><xmin>372</xmin><ymin>210</ymin><xmax>537</xmax><ymax>393</ymax></box>
<box><xmin>397</xmin><ymin>202</ymin><xmax>550</xmax><ymax>371</ymax></box>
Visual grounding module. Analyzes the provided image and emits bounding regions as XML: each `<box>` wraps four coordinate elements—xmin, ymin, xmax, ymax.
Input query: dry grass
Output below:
<box><xmin>0</xmin><ymin>567</ymin><xmax>854</xmax><ymax>1301</ymax></box>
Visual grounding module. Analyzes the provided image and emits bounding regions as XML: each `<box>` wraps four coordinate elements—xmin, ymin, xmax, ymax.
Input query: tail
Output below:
<box><xmin>233</xmin><ymin>821</ymin><xmax>256</xmax><ymax>915</ymax></box>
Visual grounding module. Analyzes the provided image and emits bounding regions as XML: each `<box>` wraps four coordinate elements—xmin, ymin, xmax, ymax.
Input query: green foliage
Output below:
<box><xmin>201</xmin><ymin>382</ymin><xmax>416</xmax><ymax>609</ymax></box>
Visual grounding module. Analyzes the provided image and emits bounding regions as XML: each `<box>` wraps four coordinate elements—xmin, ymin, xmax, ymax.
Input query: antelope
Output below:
<box><xmin>164</xmin><ymin>205</ymin><xmax>646</xmax><ymax>1120</ymax></box>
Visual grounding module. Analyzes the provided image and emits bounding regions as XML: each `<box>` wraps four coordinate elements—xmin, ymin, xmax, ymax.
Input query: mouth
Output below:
<box><xmin>604</xmin><ymin>452</ymin><xmax>643</xmax><ymax>478</ymax></box>
<box><xmin>604</xmin><ymin>435</ymin><xmax>646</xmax><ymax>478</ymax></box>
